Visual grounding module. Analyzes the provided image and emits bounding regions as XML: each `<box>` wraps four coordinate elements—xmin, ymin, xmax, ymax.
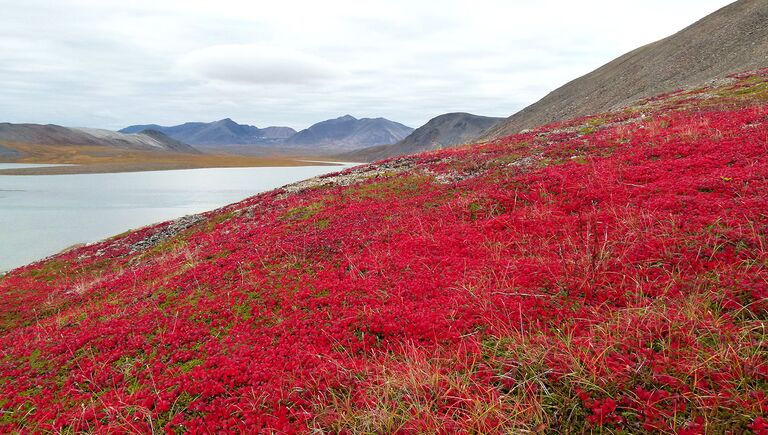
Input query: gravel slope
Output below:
<box><xmin>479</xmin><ymin>0</ymin><xmax>768</xmax><ymax>140</ymax></box>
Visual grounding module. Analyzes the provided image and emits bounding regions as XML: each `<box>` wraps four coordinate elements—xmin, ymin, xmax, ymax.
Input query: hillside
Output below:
<box><xmin>120</xmin><ymin>119</ymin><xmax>296</xmax><ymax>146</ymax></box>
<box><xmin>0</xmin><ymin>123</ymin><xmax>199</xmax><ymax>154</ymax></box>
<box><xmin>284</xmin><ymin>115</ymin><xmax>414</xmax><ymax>152</ymax></box>
<box><xmin>480</xmin><ymin>0</ymin><xmax>768</xmax><ymax>140</ymax></box>
<box><xmin>1</xmin><ymin>70</ymin><xmax>768</xmax><ymax>432</ymax></box>
<box><xmin>341</xmin><ymin>112</ymin><xmax>503</xmax><ymax>162</ymax></box>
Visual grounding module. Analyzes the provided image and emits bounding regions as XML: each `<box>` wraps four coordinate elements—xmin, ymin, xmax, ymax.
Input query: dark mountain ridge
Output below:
<box><xmin>283</xmin><ymin>115</ymin><xmax>414</xmax><ymax>152</ymax></box>
<box><xmin>340</xmin><ymin>112</ymin><xmax>503</xmax><ymax>162</ymax></box>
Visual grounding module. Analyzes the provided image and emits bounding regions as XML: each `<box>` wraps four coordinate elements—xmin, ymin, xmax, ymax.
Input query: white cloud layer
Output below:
<box><xmin>0</xmin><ymin>0</ymin><xmax>735</xmax><ymax>130</ymax></box>
<box><xmin>179</xmin><ymin>45</ymin><xmax>344</xmax><ymax>85</ymax></box>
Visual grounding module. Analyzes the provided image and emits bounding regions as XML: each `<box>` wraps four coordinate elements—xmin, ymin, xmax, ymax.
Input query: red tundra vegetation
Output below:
<box><xmin>1</xmin><ymin>70</ymin><xmax>767</xmax><ymax>433</ymax></box>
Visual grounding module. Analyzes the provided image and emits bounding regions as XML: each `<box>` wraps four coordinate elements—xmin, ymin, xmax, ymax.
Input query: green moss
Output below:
<box><xmin>28</xmin><ymin>348</ymin><xmax>47</xmax><ymax>371</ymax></box>
<box><xmin>126</xmin><ymin>376</ymin><xmax>144</xmax><ymax>395</ymax></box>
<box><xmin>283</xmin><ymin>201</ymin><xmax>325</xmax><ymax>221</ymax></box>
<box><xmin>203</xmin><ymin>249</ymin><xmax>231</xmax><ymax>262</ymax></box>
<box><xmin>19</xmin><ymin>258</ymin><xmax>69</xmax><ymax>282</ymax></box>
<box><xmin>0</xmin><ymin>311</ymin><xmax>21</xmax><ymax>333</ymax></box>
<box><xmin>344</xmin><ymin>173</ymin><xmax>433</xmax><ymax>201</ymax></box>
<box><xmin>108</xmin><ymin>229</ymin><xmax>133</xmax><ymax>241</ymax></box>
<box><xmin>489</xmin><ymin>153</ymin><xmax>522</xmax><ymax>166</ymax></box>
<box><xmin>113</xmin><ymin>354</ymin><xmax>136</xmax><ymax>375</ymax></box>
<box><xmin>0</xmin><ymin>400</ymin><xmax>35</xmax><ymax>426</ymax></box>
<box><xmin>731</xmin><ymin>82</ymin><xmax>768</xmax><ymax>96</ymax></box>
<box><xmin>232</xmin><ymin>302</ymin><xmax>252</xmax><ymax>321</ymax></box>
<box><xmin>578</xmin><ymin>117</ymin><xmax>609</xmax><ymax>135</ymax></box>
<box><xmin>205</xmin><ymin>210</ymin><xmax>237</xmax><ymax>232</ymax></box>
<box><xmin>315</xmin><ymin>218</ymin><xmax>331</xmax><ymax>230</ymax></box>
<box><xmin>715</xmin><ymin>78</ymin><xmax>768</xmax><ymax>101</ymax></box>
<box><xmin>467</xmin><ymin>202</ymin><xmax>484</xmax><ymax>221</ymax></box>
<box><xmin>140</xmin><ymin>238</ymin><xmax>189</xmax><ymax>260</ymax></box>
<box><xmin>177</xmin><ymin>358</ymin><xmax>204</xmax><ymax>373</ymax></box>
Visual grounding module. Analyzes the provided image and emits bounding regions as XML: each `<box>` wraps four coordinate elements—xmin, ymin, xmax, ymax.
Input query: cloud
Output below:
<box><xmin>0</xmin><ymin>0</ymin><xmax>735</xmax><ymax>130</ymax></box>
<box><xmin>179</xmin><ymin>45</ymin><xmax>344</xmax><ymax>86</ymax></box>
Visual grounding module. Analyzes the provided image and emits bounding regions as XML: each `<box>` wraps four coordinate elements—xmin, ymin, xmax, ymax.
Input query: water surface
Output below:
<box><xmin>0</xmin><ymin>164</ymin><xmax>352</xmax><ymax>272</ymax></box>
<box><xmin>0</xmin><ymin>163</ymin><xmax>74</xmax><ymax>170</ymax></box>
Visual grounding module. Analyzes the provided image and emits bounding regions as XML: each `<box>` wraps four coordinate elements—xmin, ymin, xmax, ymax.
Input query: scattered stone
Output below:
<box><xmin>129</xmin><ymin>214</ymin><xmax>206</xmax><ymax>254</ymax></box>
<box><xmin>276</xmin><ymin>158</ymin><xmax>416</xmax><ymax>198</ymax></box>
<box><xmin>509</xmin><ymin>156</ymin><xmax>540</xmax><ymax>168</ymax></box>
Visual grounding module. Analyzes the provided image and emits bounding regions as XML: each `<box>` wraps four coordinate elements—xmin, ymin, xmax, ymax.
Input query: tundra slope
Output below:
<box><xmin>480</xmin><ymin>0</ymin><xmax>768</xmax><ymax>140</ymax></box>
<box><xmin>1</xmin><ymin>70</ymin><xmax>767</xmax><ymax>433</ymax></box>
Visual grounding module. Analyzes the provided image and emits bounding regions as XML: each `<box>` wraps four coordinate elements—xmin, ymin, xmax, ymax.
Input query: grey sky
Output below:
<box><xmin>0</xmin><ymin>0</ymin><xmax>734</xmax><ymax>130</ymax></box>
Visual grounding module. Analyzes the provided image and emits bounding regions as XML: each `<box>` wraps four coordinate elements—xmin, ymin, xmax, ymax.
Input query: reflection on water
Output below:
<box><xmin>0</xmin><ymin>164</ymin><xmax>352</xmax><ymax>272</ymax></box>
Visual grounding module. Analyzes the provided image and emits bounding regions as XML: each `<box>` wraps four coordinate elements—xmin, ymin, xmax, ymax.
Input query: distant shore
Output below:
<box><xmin>0</xmin><ymin>154</ymin><xmax>345</xmax><ymax>175</ymax></box>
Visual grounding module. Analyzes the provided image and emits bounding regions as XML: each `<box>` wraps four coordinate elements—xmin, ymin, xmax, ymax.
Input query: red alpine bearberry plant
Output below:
<box><xmin>1</xmin><ymin>69</ymin><xmax>768</xmax><ymax>433</ymax></box>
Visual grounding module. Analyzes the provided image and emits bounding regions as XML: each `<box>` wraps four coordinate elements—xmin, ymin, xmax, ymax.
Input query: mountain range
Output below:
<box><xmin>0</xmin><ymin>123</ymin><xmax>198</xmax><ymax>155</ymax></box>
<box><xmin>119</xmin><ymin>119</ymin><xmax>296</xmax><ymax>146</ymax></box>
<box><xmin>4</xmin><ymin>0</ymin><xmax>767</xmax><ymax>165</ymax></box>
<box><xmin>120</xmin><ymin>116</ymin><xmax>414</xmax><ymax>153</ymax></box>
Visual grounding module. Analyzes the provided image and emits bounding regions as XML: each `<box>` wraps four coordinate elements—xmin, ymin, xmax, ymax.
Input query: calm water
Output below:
<box><xmin>0</xmin><ymin>164</ymin><xmax>352</xmax><ymax>272</ymax></box>
<box><xmin>0</xmin><ymin>163</ymin><xmax>75</xmax><ymax>170</ymax></box>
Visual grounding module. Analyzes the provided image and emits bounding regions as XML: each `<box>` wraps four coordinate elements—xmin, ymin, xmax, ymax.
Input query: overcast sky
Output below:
<box><xmin>0</xmin><ymin>0</ymin><xmax>734</xmax><ymax>130</ymax></box>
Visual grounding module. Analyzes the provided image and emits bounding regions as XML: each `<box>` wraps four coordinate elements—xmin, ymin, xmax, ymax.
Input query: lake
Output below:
<box><xmin>0</xmin><ymin>164</ymin><xmax>353</xmax><ymax>272</ymax></box>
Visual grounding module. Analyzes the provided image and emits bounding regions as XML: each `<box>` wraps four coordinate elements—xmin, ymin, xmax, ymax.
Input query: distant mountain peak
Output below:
<box><xmin>284</xmin><ymin>115</ymin><xmax>413</xmax><ymax>151</ymax></box>
<box><xmin>339</xmin><ymin>112</ymin><xmax>503</xmax><ymax>162</ymax></box>
<box><xmin>214</xmin><ymin>118</ymin><xmax>240</xmax><ymax>128</ymax></box>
